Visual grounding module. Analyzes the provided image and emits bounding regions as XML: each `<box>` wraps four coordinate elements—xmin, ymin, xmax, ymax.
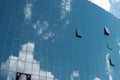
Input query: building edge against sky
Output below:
<box><xmin>0</xmin><ymin>0</ymin><xmax>120</xmax><ymax>80</ymax></box>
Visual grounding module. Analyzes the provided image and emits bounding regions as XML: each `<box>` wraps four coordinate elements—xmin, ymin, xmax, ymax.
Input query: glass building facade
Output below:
<box><xmin>0</xmin><ymin>0</ymin><xmax>120</xmax><ymax>80</ymax></box>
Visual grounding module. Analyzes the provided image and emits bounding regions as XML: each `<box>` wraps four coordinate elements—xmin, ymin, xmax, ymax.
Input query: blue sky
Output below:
<box><xmin>89</xmin><ymin>0</ymin><xmax>120</xmax><ymax>19</ymax></box>
<box><xmin>0</xmin><ymin>0</ymin><xmax>120</xmax><ymax>80</ymax></box>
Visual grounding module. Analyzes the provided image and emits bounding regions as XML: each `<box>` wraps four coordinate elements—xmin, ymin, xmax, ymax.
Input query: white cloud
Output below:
<box><xmin>111</xmin><ymin>0</ymin><xmax>120</xmax><ymax>2</ymax></box>
<box><xmin>93</xmin><ymin>77</ymin><xmax>101</xmax><ymax>80</ymax></box>
<box><xmin>106</xmin><ymin>54</ymin><xmax>113</xmax><ymax>80</ymax></box>
<box><xmin>88</xmin><ymin>0</ymin><xmax>120</xmax><ymax>19</ymax></box>
<box><xmin>33</xmin><ymin>21</ymin><xmax>55</xmax><ymax>40</ymax></box>
<box><xmin>71</xmin><ymin>70</ymin><xmax>79</xmax><ymax>80</ymax></box>
<box><xmin>88</xmin><ymin>0</ymin><xmax>111</xmax><ymax>11</ymax></box>
<box><xmin>1</xmin><ymin>42</ymin><xmax>57</xmax><ymax>80</ymax></box>
<box><xmin>61</xmin><ymin>0</ymin><xmax>72</xmax><ymax>19</ymax></box>
<box><xmin>110</xmin><ymin>0</ymin><xmax>120</xmax><ymax>19</ymax></box>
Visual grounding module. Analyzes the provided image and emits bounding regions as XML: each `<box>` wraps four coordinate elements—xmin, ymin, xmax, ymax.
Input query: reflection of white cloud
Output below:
<box><xmin>1</xmin><ymin>42</ymin><xmax>57</xmax><ymax>80</ymax></box>
<box><xmin>116</xmin><ymin>39</ymin><xmax>120</xmax><ymax>55</ymax></box>
<box><xmin>71</xmin><ymin>70</ymin><xmax>79</xmax><ymax>80</ymax></box>
<box><xmin>33</xmin><ymin>21</ymin><xmax>49</xmax><ymax>35</ymax></box>
<box><xmin>66</xmin><ymin>20</ymin><xmax>70</xmax><ymax>25</ymax></box>
<box><xmin>106</xmin><ymin>54</ymin><xmax>113</xmax><ymax>80</ymax></box>
<box><xmin>88</xmin><ymin>0</ymin><xmax>120</xmax><ymax>19</ymax></box>
<box><xmin>116</xmin><ymin>39</ymin><xmax>120</xmax><ymax>46</ymax></box>
<box><xmin>24</xmin><ymin>3</ymin><xmax>32</xmax><ymax>20</ymax></box>
<box><xmin>93</xmin><ymin>77</ymin><xmax>101</xmax><ymax>80</ymax></box>
<box><xmin>118</xmin><ymin>50</ymin><xmax>120</xmax><ymax>55</ymax></box>
<box><xmin>61</xmin><ymin>0</ymin><xmax>72</xmax><ymax>19</ymax></box>
<box><xmin>24</xmin><ymin>0</ymin><xmax>37</xmax><ymax>21</ymax></box>
<box><xmin>42</xmin><ymin>31</ymin><xmax>55</xmax><ymax>40</ymax></box>
<box><xmin>63</xmin><ymin>20</ymin><xmax>70</xmax><ymax>28</ymax></box>
<box><xmin>33</xmin><ymin>21</ymin><xmax>55</xmax><ymax>40</ymax></box>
